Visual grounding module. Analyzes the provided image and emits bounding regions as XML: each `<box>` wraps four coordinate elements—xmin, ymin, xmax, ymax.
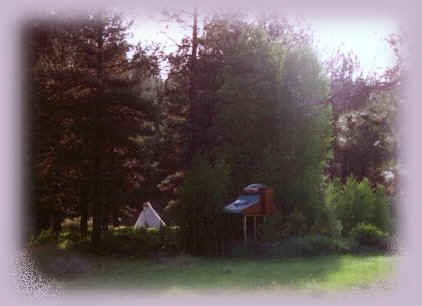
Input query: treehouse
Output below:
<box><xmin>224</xmin><ymin>184</ymin><xmax>276</xmax><ymax>245</ymax></box>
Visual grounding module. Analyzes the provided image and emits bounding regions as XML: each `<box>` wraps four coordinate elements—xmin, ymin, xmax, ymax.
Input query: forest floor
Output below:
<box><xmin>21</xmin><ymin>244</ymin><xmax>396</xmax><ymax>298</ymax></box>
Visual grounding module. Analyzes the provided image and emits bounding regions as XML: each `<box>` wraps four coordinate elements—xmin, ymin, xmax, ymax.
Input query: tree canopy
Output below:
<box><xmin>24</xmin><ymin>8</ymin><xmax>402</xmax><ymax>255</ymax></box>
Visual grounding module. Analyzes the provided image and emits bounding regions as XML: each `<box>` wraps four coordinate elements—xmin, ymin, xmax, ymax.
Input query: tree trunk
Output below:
<box><xmin>35</xmin><ymin>206</ymin><xmax>50</xmax><ymax>236</ymax></box>
<box><xmin>102</xmin><ymin>204</ymin><xmax>109</xmax><ymax>232</ymax></box>
<box><xmin>92</xmin><ymin>201</ymin><xmax>102</xmax><ymax>246</ymax></box>
<box><xmin>187</xmin><ymin>4</ymin><xmax>199</xmax><ymax>162</ymax></box>
<box><xmin>80</xmin><ymin>201</ymin><xmax>88</xmax><ymax>236</ymax></box>
<box><xmin>52</xmin><ymin>212</ymin><xmax>62</xmax><ymax>233</ymax></box>
<box><xmin>91</xmin><ymin>19</ymin><xmax>105</xmax><ymax>247</ymax></box>
<box><xmin>112</xmin><ymin>205</ymin><xmax>119</xmax><ymax>227</ymax></box>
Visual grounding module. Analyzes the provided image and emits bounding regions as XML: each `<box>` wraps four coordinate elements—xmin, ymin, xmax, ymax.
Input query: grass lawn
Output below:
<box><xmin>27</xmin><ymin>245</ymin><xmax>396</xmax><ymax>295</ymax></box>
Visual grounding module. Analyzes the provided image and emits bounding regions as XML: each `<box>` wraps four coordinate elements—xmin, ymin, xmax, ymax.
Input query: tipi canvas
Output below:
<box><xmin>134</xmin><ymin>202</ymin><xmax>166</xmax><ymax>229</ymax></box>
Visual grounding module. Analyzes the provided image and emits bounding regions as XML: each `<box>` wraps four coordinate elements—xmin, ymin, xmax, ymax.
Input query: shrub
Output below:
<box><xmin>29</xmin><ymin>225</ymin><xmax>182</xmax><ymax>257</ymax></box>
<box><xmin>277</xmin><ymin>236</ymin><xmax>313</xmax><ymax>257</ymax></box>
<box><xmin>228</xmin><ymin>241</ymin><xmax>263</xmax><ymax>258</ymax></box>
<box><xmin>99</xmin><ymin>226</ymin><xmax>181</xmax><ymax>257</ymax></box>
<box><xmin>260</xmin><ymin>211</ymin><xmax>283</xmax><ymax>242</ymax></box>
<box><xmin>304</xmin><ymin>235</ymin><xmax>351</xmax><ymax>255</ymax></box>
<box><xmin>328</xmin><ymin>177</ymin><xmax>393</xmax><ymax>237</ymax></box>
<box><xmin>160</xmin><ymin>226</ymin><xmax>183</xmax><ymax>255</ymax></box>
<box><xmin>177</xmin><ymin>154</ymin><xmax>231</xmax><ymax>255</ymax></box>
<box><xmin>277</xmin><ymin>235</ymin><xmax>351</xmax><ymax>258</ymax></box>
<box><xmin>337</xmin><ymin>177</ymin><xmax>374</xmax><ymax>235</ymax></box>
<box><xmin>350</xmin><ymin>223</ymin><xmax>388</xmax><ymax>249</ymax></box>
<box><xmin>30</xmin><ymin>229</ymin><xmax>57</xmax><ymax>246</ymax></box>
<box><xmin>317</xmin><ymin>178</ymin><xmax>343</xmax><ymax>237</ymax></box>
<box><xmin>371</xmin><ymin>185</ymin><xmax>393</xmax><ymax>233</ymax></box>
<box><xmin>280</xmin><ymin>211</ymin><xmax>309</xmax><ymax>238</ymax></box>
<box><xmin>311</xmin><ymin>213</ymin><xmax>343</xmax><ymax>238</ymax></box>
<box><xmin>227</xmin><ymin>235</ymin><xmax>353</xmax><ymax>259</ymax></box>
<box><xmin>260</xmin><ymin>210</ymin><xmax>309</xmax><ymax>243</ymax></box>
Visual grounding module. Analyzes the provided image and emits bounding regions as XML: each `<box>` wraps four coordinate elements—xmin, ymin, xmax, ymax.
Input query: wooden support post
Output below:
<box><xmin>243</xmin><ymin>215</ymin><xmax>247</xmax><ymax>247</ymax></box>
<box><xmin>254</xmin><ymin>216</ymin><xmax>257</xmax><ymax>241</ymax></box>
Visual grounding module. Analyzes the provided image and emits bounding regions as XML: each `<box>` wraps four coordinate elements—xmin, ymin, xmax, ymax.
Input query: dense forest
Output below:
<box><xmin>24</xmin><ymin>8</ymin><xmax>403</xmax><ymax>257</ymax></box>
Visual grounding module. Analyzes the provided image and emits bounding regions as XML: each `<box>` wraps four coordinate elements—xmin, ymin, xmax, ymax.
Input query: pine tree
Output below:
<box><xmin>25</xmin><ymin>11</ymin><xmax>160</xmax><ymax>245</ymax></box>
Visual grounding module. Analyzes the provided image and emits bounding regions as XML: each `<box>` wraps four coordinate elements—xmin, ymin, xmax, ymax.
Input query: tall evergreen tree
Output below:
<box><xmin>25</xmin><ymin>11</ymin><xmax>160</xmax><ymax>244</ymax></box>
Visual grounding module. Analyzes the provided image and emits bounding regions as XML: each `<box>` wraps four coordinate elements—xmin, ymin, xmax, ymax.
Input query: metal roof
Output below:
<box><xmin>243</xmin><ymin>184</ymin><xmax>267</xmax><ymax>193</ymax></box>
<box><xmin>244</xmin><ymin>184</ymin><xmax>266</xmax><ymax>189</ymax></box>
<box><xmin>223</xmin><ymin>194</ymin><xmax>260</xmax><ymax>214</ymax></box>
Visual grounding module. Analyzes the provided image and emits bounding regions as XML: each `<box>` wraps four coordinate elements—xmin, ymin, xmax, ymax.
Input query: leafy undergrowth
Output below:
<box><xmin>27</xmin><ymin>243</ymin><xmax>395</xmax><ymax>295</ymax></box>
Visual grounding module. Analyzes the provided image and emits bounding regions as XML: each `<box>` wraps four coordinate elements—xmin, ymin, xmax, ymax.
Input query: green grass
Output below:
<box><xmin>29</xmin><ymin>245</ymin><xmax>395</xmax><ymax>295</ymax></box>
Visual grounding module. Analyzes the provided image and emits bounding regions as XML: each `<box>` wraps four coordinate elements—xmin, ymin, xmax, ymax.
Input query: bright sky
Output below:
<box><xmin>310</xmin><ymin>18</ymin><xmax>397</xmax><ymax>76</ymax></box>
<box><xmin>127</xmin><ymin>12</ymin><xmax>397</xmax><ymax>77</ymax></box>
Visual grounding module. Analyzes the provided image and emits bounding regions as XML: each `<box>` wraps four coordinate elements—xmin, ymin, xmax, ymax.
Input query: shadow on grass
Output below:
<box><xmin>26</xmin><ymin>243</ymin><xmax>394</xmax><ymax>295</ymax></box>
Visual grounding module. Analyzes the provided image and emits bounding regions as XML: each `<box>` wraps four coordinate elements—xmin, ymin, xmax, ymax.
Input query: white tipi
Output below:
<box><xmin>134</xmin><ymin>202</ymin><xmax>166</xmax><ymax>229</ymax></box>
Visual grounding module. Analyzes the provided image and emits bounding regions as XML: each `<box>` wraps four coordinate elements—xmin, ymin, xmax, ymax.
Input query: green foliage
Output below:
<box><xmin>260</xmin><ymin>212</ymin><xmax>284</xmax><ymax>242</ymax></box>
<box><xmin>30</xmin><ymin>225</ymin><xmax>183</xmax><ymax>257</ymax></box>
<box><xmin>350</xmin><ymin>223</ymin><xmax>388</xmax><ymax>250</ymax></box>
<box><xmin>30</xmin><ymin>227</ymin><xmax>90</xmax><ymax>250</ymax></box>
<box><xmin>201</xmin><ymin>17</ymin><xmax>333</xmax><ymax>220</ymax></box>
<box><xmin>26</xmin><ymin>10</ymin><xmax>399</xmax><ymax>255</ymax></box>
<box><xmin>230</xmin><ymin>235</ymin><xmax>352</xmax><ymax>258</ymax></box>
<box><xmin>313</xmin><ymin>178</ymin><xmax>344</xmax><ymax>238</ymax></box>
<box><xmin>337</xmin><ymin>177</ymin><xmax>369</xmax><ymax>234</ymax></box>
<box><xmin>34</xmin><ymin>246</ymin><xmax>394</xmax><ymax>291</ymax></box>
<box><xmin>177</xmin><ymin>154</ymin><xmax>231</xmax><ymax>255</ymax></box>
<box><xmin>180</xmin><ymin>154</ymin><xmax>231</xmax><ymax>216</ymax></box>
<box><xmin>210</xmin><ymin>22</ymin><xmax>281</xmax><ymax>191</ymax></box>
<box><xmin>311</xmin><ymin>206</ymin><xmax>343</xmax><ymax>239</ymax></box>
<box><xmin>329</xmin><ymin>177</ymin><xmax>392</xmax><ymax>236</ymax></box>
<box><xmin>252</xmin><ymin>95</ymin><xmax>333</xmax><ymax>224</ymax></box>
<box><xmin>260</xmin><ymin>211</ymin><xmax>311</xmax><ymax>242</ymax></box>
<box><xmin>372</xmin><ymin>185</ymin><xmax>393</xmax><ymax>233</ymax></box>
<box><xmin>26</xmin><ymin>13</ymin><xmax>162</xmax><ymax>244</ymax></box>
<box><xmin>160</xmin><ymin>226</ymin><xmax>183</xmax><ymax>255</ymax></box>
<box><xmin>228</xmin><ymin>241</ymin><xmax>267</xmax><ymax>258</ymax></box>
<box><xmin>334</xmin><ymin>90</ymin><xmax>398</xmax><ymax>184</ymax></box>
<box><xmin>101</xmin><ymin>227</ymin><xmax>160</xmax><ymax>257</ymax></box>
<box><xmin>280</xmin><ymin>211</ymin><xmax>309</xmax><ymax>238</ymax></box>
<box><xmin>261</xmin><ymin>174</ymin><xmax>392</xmax><ymax>245</ymax></box>
<box><xmin>100</xmin><ymin>226</ymin><xmax>182</xmax><ymax>257</ymax></box>
<box><xmin>30</xmin><ymin>229</ymin><xmax>57</xmax><ymax>246</ymax></box>
<box><xmin>276</xmin><ymin>235</ymin><xmax>352</xmax><ymax>258</ymax></box>
<box><xmin>300</xmin><ymin>179</ymin><xmax>339</xmax><ymax>239</ymax></box>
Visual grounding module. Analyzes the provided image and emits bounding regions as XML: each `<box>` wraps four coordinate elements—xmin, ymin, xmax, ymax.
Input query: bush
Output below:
<box><xmin>260</xmin><ymin>211</ymin><xmax>283</xmax><ymax>242</ymax></box>
<box><xmin>29</xmin><ymin>224</ymin><xmax>183</xmax><ymax>257</ymax></box>
<box><xmin>277</xmin><ymin>235</ymin><xmax>351</xmax><ymax>258</ymax></box>
<box><xmin>325</xmin><ymin>177</ymin><xmax>393</xmax><ymax>237</ymax></box>
<box><xmin>260</xmin><ymin>210</ymin><xmax>310</xmax><ymax>243</ymax></box>
<box><xmin>317</xmin><ymin>178</ymin><xmax>343</xmax><ymax>237</ymax></box>
<box><xmin>280</xmin><ymin>211</ymin><xmax>309</xmax><ymax>238</ymax></box>
<box><xmin>228</xmin><ymin>241</ymin><xmax>264</xmax><ymax>258</ymax></box>
<box><xmin>228</xmin><ymin>235</ymin><xmax>352</xmax><ymax>259</ymax></box>
<box><xmin>99</xmin><ymin>226</ymin><xmax>181</xmax><ymax>257</ymax></box>
<box><xmin>337</xmin><ymin>177</ymin><xmax>375</xmax><ymax>235</ymax></box>
<box><xmin>372</xmin><ymin>185</ymin><xmax>393</xmax><ymax>233</ymax></box>
<box><xmin>160</xmin><ymin>226</ymin><xmax>183</xmax><ymax>255</ymax></box>
<box><xmin>176</xmin><ymin>154</ymin><xmax>231</xmax><ymax>255</ymax></box>
<box><xmin>350</xmin><ymin>223</ymin><xmax>388</xmax><ymax>250</ymax></box>
<box><xmin>30</xmin><ymin>229</ymin><xmax>57</xmax><ymax>246</ymax></box>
